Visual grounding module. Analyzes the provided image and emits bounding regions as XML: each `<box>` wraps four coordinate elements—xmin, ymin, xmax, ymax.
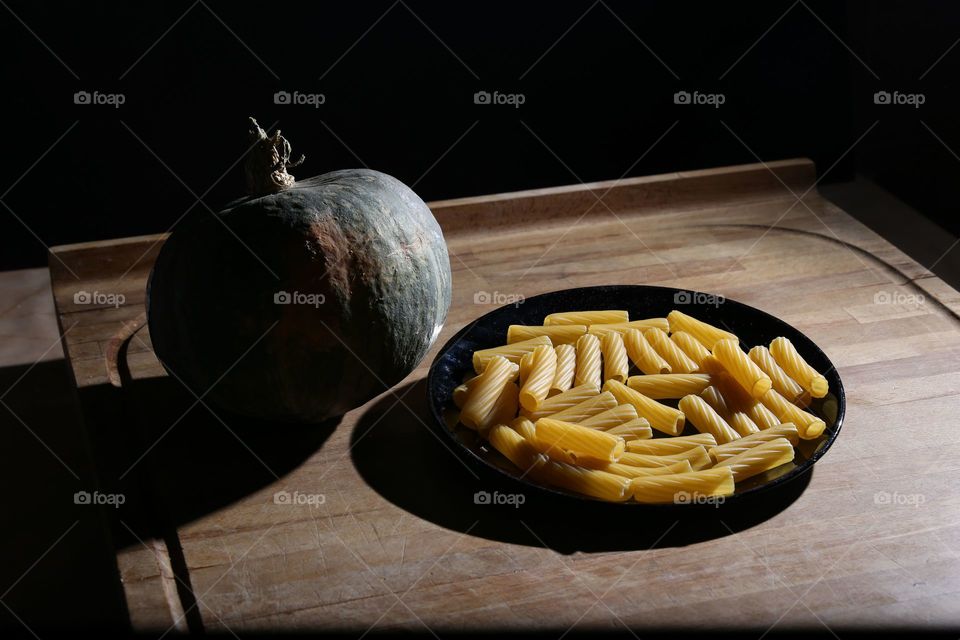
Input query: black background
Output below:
<box><xmin>1</xmin><ymin>0</ymin><xmax>957</xmax><ymax>272</ymax></box>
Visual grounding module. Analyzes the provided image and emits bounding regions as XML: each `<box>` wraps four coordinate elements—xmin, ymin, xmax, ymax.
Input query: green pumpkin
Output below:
<box><xmin>147</xmin><ymin>119</ymin><xmax>452</xmax><ymax>422</ymax></box>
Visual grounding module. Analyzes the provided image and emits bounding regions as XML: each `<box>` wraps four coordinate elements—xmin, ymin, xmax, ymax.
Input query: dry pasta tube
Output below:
<box><xmin>604</xmin><ymin>379</ymin><xmax>685</xmax><ymax>436</ymax></box>
<box><xmin>550</xmin><ymin>344</ymin><xmax>576</xmax><ymax>395</ymax></box>
<box><xmin>604</xmin><ymin>419</ymin><xmax>654</xmax><ymax>440</ymax></box>
<box><xmin>587</xmin><ymin>318</ymin><xmax>670</xmax><ymax>336</ymax></box>
<box><xmin>510</xmin><ymin>416</ymin><xmax>538</xmax><ymax>441</ymax></box>
<box><xmin>700</xmin><ymin>385</ymin><xmax>731</xmax><ymax>416</ymax></box>
<box><xmin>623</xmin><ymin>328</ymin><xmax>671</xmax><ymax>375</ymax></box>
<box><xmin>453</xmin><ymin>377</ymin><xmax>480</xmax><ymax>408</ymax></box>
<box><xmin>574</xmin><ymin>333</ymin><xmax>602</xmax><ymax>390</ymax></box>
<box><xmin>537</xmin><ymin>461</ymin><xmax>631</xmax><ymax>502</ymax></box>
<box><xmin>522</xmin><ymin>383</ymin><xmax>602</xmax><ymax>420</ymax></box>
<box><xmin>627</xmin><ymin>373</ymin><xmax>712</xmax><ymax>400</ymax></box>
<box><xmin>603</xmin><ymin>459</ymin><xmax>693</xmax><ymax>479</ymax></box>
<box><xmin>769</xmin><ymin>337</ymin><xmax>829</xmax><ymax>399</ymax></box>
<box><xmin>518</xmin><ymin>351</ymin><xmax>534</xmax><ymax>386</ymax></box>
<box><xmin>708</xmin><ymin>423</ymin><xmax>799</xmax><ymax>462</ymax></box>
<box><xmin>488</xmin><ymin>424</ymin><xmax>547</xmax><ymax>473</ymax></box>
<box><xmin>678</xmin><ymin>394</ymin><xmax>740</xmax><ymax>445</ymax></box>
<box><xmin>601</xmin><ymin>330</ymin><xmax>629</xmax><ymax>383</ymax></box>
<box><xmin>670</xmin><ymin>331</ymin><xmax>711</xmax><ymax>366</ymax></box>
<box><xmin>625</xmin><ymin>433</ymin><xmax>717</xmax><ymax>455</ymax></box>
<box><xmin>460</xmin><ymin>356</ymin><xmax>517</xmax><ymax>429</ymax></box>
<box><xmin>616</xmin><ymin>446</ymin><xmax>709</xmax><ymax>469</ymax></box>
<box><xmin>666</xmin><ymin>309</ymin><xmax>739</xmax><ymax>350</ymax></box>
<box><xmin>478</xmin><ymin>381</ymin><xmax>519</xmax><ymax>432</ymax></box>
<box><xmin>630</xmin><ymin>467</ymin><xmax>735</xmax><ymax>504</ymax></box>
<box><xmin>544</xmin><ymin>310</ymin><xmax>629</xmax><ymax>326</ymax></box>
<box><xmin>746</xmin><ymin>400</ymin><xmax>782</xmax><ymax>430</ymax></box>
<box><xmin>712</xmin><ymin>339</ymin><xmax>772</xmax><ymax>399</ymax></box>
<box><xmin>519</xmin><ymin>345</ymin><xmax>558</xmax><ymax>411</ymax></box>
<box><xmin>534</xmin><ymin>417</ymin><xmax>626</xmax><ymax>466</ymax></box>
<box><xmin>547</xmin><ymin>391</ymin><xmax>618</xmax><ymax>423</ymax></box>
<box><xmin>761</xmin><ymin>389</ymin><xmax>826</xmax><ymax>440</ymax></box>
<box><xmin>727</xmin><ymin>410</ymin><xmax>760</xmax><ymax>437</ymax></box>
<box><xmin>748</xmin><ymin>345</ymin><xmax>807</xmax><ymax>404</ymax></box>
<box><xmin>714</xmin><ymin>437</ymin><xmax>795</xmax><ymax>482</ymax></box>
<box><xmin>579</xmin><ymin>403</ymin><xmax>639</xmax><ymax>429</ymax></box>
<box><xmin>644</xmin><ymin>328</ymin><xmax>698</xmax><ymax>374</ymax></box>
<box><xmin>508</xmin><ymin>324</ymin><xmax>586</xmax><ymax>346</ymax></box>
<box><xmin>473</xmin><ymin>335</ymin><xmax>552</xmax><ymax>373</ymax></box>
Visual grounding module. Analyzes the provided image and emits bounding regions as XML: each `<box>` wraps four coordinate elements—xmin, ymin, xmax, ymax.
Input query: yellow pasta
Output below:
<box><xmin>519</xmin><ymin>344</ymin><xmax>557</xmax><ymax>411</ymax></box>
<box><xmin>605</xmin><ymin>420</ymin><xmax>654</xmax><ymax>440</ymax></box>
<box><xmin>627</xmin><ymin>373</ymin><xmax>712</xmax><ymax>399</ymax></box>
<box><xmin>547</xmin><ymin>391</ymin><xmax>618</xmax><ymax>423</ymax></box>
<box><xmin>544</xmin><ymin>310</ymin><xmax>629</xmax><ymax>326</ymax></box>
<box><xmin>579</xmin><ymin>403</ymin><xmax>640</xmax><ymax>429</ymax></box>
<box><xmin>623</xmin><ymin>328</ymin><xmax>671</xmax><ymax>375</ymax></box>
<box><xmin>510</xmin><ymin>416</ymin><xmax>538</xmax><ymax>441</ymax></box>
<box><xmin>644</xmin><ymin>327</ymin><xmax>698</xmax><ymax>374</ymax></box>
<box><xmin>630</xmin><ymin>467</ymin><xmax>735</xmax><ymax>504</ymax></box>
<box><xmin>478</xmin><ymin>381</ymin><xmax>519</xmax><ymax>431</ymax></box>
<box><xmin>714</xmin><ymin>437</ymin><xmax>795</xmax><ymax>482</ymax></box>
<box><xmin>761</xmin><ymin>389</ymin><xmax>826</xmax><ymax>440</ymax></box>
<box><xmin>748</xmin><ymin>345</ymin><xmax>807</xmax><ymax>404</ymax></box>
<box><xmin>769</xmin><ymin>337</ymin><xmax>829</xmax><ymax>399</ymax></box>
<box><xmin>625</xmin><ymin>433</ymin><xmax>717</xmax><ymax>455</ymax></box>
<box><xmin>534</xmin><ymin>417</ymin><xmax>626</xmax><ymax>466</ymax></box>
<box><xmin>574</xmin><ymin>333</ymin><xmax>602</xmax><ymax>390</ymax></box>
<box><xmin>604</xmin><ymin>379</ymin><xmax>685</xmax><ymax>436</ymax></box>
<box><xmin>587</xmin><ymin>318</ymin><xmax>670</xmax><ymax>336</ymax></box>
<box><xmin>487</xmin><ymin>424</ymin><xmax>546</xmax><ymax>473</ymax></box>
<box><xmin>708</xmin><ymin>423</ymin><xmax>800</xmax><ymax>463</ymax></box>
<box><xmin>522</xmin><ymin>383</ymin><xmax>602</xmax><ymax>420</ymax></box>
<box><xmin>746</xmin><ymin>400</ymin><xmax>782</xmax><ymax>430</ymax></box>
<box><xmin>603</xmin><ymin>459</ymin><xmax>693</xmax><ymax>479</ymax></box>
<box><xmin>699</xmin><ymin>385</ymin><xmax>731</xmax><ymax>415</ymax></box>
<box><xmin>601</xmin><ymin>330</ymin><xmax>629</xmax><ymax>383</ymax></box>
<box><xmin>698</xmin><ymin>385</ymin><xmax>758</xmax><ymax>436</ymax></box>
<box><xmin>670</xmin><ymin>330</ymin><xmax>712</xmax><ymax>366</ymax></box>
<box><xmin>550</xmin><ymin>344</ymin><xmax>576</xmax><ymax>395</ymax></box>
<box><xmin>712</xmin><ymin>339</ymin><xmax>772</xmax><ymax>399</ymax></box>
<box><xmin>460</xmin><ymin>356</ymin><xmax>518</xmax><ymax>429</ymax></box>
<box><xmin>453</xmin><ymin>377</ymin><xmax>479</xmax><ymax>408</ymax></box>
<box><xmin>726</xmin><ymin>410</ymin><xmax>760</xmax><ymax>437</ymax></box>
<box><xmin>517</xmin><ymin>351</ymin><xmax>534</xmax><ymax>387</ymax></box>
<box><xmin>472</xmin><ymin>335</ymin><xmax>552</xmax><ymax>373</ymax></box>
<box><xmin>677</xmin><ymin>394</ymin><xmax>740</xmax><ymax>444</ymax></box>
<box><xmin>666</xmin><ymin>309</ymin><xmax>739</xmax><ymax>350</ymax></box>
<box><xmin>508</xmin><ymin>324</ymin><xmax>586</xmax><ymax>346</ymax></box>
<box><xmin>537</xmin><ymin>460</ymin><xmax>631</xmax><ymax>502</ymax></box>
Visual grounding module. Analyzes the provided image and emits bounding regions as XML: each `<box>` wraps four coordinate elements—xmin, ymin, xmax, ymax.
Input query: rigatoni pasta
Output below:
<box><xmin>630</xmin><ymin>467</ymin><xmax>735</xmax><ymax>503</ymax></box>
<box><xmin>544</xmin><ymin>310</ymin><xmax>629</xmax><ymax>326</ymax></box>
<box><xmin>472</xmin><ymin>335</ymin><xmax>552</xmax><ymax>373</ymax></box>
<box><xmin>587</xmin><ymin>318</ymin><xmax>670</xmax><ymax>336</ymax></box>
<box><xmin>769</xmin><ymin>337</ymin><xmax>829</xmax><ymax>399</ymax></box>
<box><xmin>460</xmin><ymin>356</ymin><xmax>518</xmax><ymax>429</ymax></box>
<box><xmin>604</xmin><ymin>379</ymin><xmax>685</xmax><ymax>436</ymax></box>
<box><xmin>644</xmin><ymin>327</ymin><xmax>699</xmax><ymax>374</ymax></box>
<box><xmin>714</xmin><ymin>437</ymin><xmax>795</xmax><ymax>482</ymax></box>
<box><xmin>711</xmin><ymin>339</ymin><xmax>772</xmax><ymax>399</ymax></box>
<box><xmin>508</xmin><ymin>324</ymin><xmax>586</xmax><ymax>346</ymax></box>
<box><xmin>550</xmin><ymin>344</ymin><xmax>577</xmax><ymax>395</ymax></box>
<box><xmin>627</xmin><ymin>373</ymin><xmax>712</xmax><ymax>399</ymax></box>
<box><xmin>670</xmin><ymin>330</ymin><xmax>712</xmax><ymax>366</ymax></box>
<box><xmin>748</xmin><ymin>345</ymin><xmax>807</xmax><ymax>404</ymax></box>
<box><xmin>677</xmin><ymin>394</ymin><xmax>739</xmax><ymax>445</ymax></box>
<box><xmin>534</xmin><ymin>418</ymin><xmax>626</xmax><ymax>466</ymax></box>
<box><xmin>623</xmin><ymin>328</ymin><xmax>671</xmax><ymax>375</ymax></box>
<box><xmin>574</xmin><ymin>333</ymin><xmax>602</xmax><ymax>390</ymax></box>
<box><xmin>600</xmin><ymin>330</ymin><xmax>630</xmax><ymax>383</ymax></box>
<box><xmin>519</xmin><ymin>344</ymin><xmax>557</xmax><ymax>411</ymax></box>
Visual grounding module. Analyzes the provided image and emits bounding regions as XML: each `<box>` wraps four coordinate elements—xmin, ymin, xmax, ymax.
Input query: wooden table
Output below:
<box><xmin>49</xmin><ymin>159</ymin><xmax>960</xmax><ymax>633</ymax></box>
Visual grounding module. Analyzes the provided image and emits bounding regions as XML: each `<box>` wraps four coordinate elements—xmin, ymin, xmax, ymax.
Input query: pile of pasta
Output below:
<box><xmin>452</xmin><ymin>309</ymin><xmax>830</xmax><ymax>503</ymax></box>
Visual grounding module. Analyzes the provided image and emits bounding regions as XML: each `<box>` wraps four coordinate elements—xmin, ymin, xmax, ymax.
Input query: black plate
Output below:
<box><xmin>426</xmin><ymin>285</ymin><xmax>845</xmax><ymax>505</ymax></box>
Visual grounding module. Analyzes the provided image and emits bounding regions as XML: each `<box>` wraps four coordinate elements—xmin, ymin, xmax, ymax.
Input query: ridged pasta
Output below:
<box><xmin>630</xmin><ymin>467</ymin><xmax>735</xmax><ymax>504</ymax></box>
<box><xmin>714</xmin><ymin>437</ymin><xmax>795</xmax><ymax>481</ymax></box>
<box><xmin>748</xmin><ymin>345</ymin><xmax>807</xmax><ymax>404</ymax></box>
<box><xmin>508</xmin><ymin>324</ymin><xmax>586</xmax><ymax>346</ymax></box>
<box><xmin>487</xmin><ymin>424</ymin><xmax>546</xmax><ymax>473</ymax></box>
<box><xmin>510</xmin><ymin>416</ymin><xmax>538</xmax><ymax>441</ymax></box>
<box><xmin>472</xmin><ymin>335</ymin><xmax>552</xmax><ymax>373</ymax></box>
<box><xmin>453</xmin><ymin>376</ymin><xmax>479</xmax><ymax>408</ymax></box>
<box><xmin>760</xmin><ymin>389</ymin><xmax>826</xmax><ymax>440</ymax></box>
<box><xmin>460</xmin><ymin>356</ymin><xmax>518</xmax><ymax>429</ymax></box>
<box><xmin>666</xmin><ymin>309</ymin><xmax>739</xmax><ymax>350</ymax></box>
<box><xmin>579</xmin><ymin>403</ymin><xmax>640</xmax><ymax>429</ymax></box>
<box><xmin>603</xmin><ymin>459</ymin><xmax>693</xmax><ymax>479</ymax></box>
<box><xmin>769</xmin><ymin>337</ymin><xmax>829</xmax><ymax>399</ymax></box>
<box><xmin>587</xmin><ymin>318</ymin><xmax>670</xmax><ymax>336</ymax></box>
<box><xmin>644</xmin><ymin>328</ymin><xmax>698</xmax><ymax>374</ymax></box>
<box><xmin>544</xmin><ymin>310</ymin><xmax>629</xmax><ymax>326</ymax></box>
<box><xmin>746</xmin><ymin>400</ymin><xmax>782</xmax><ymax>430</ymax></box>
<box><xmin>700</xmin><ymin>385</ymin><xmax>731</xmax><ymax>415</ymax></box>
<box><xmin>708</xmin><ymin>423</ymin><xmax>800</xmax><ymax>462</ymax></box>
<box><xmin>534</xmin><ymin>417</ymin><xmax>626</xmax><ymax>466</ymax></box>
<box><xmin>537</xmin><ymin>460</ymin><xmax>631</xmax><ymax>502</ymax></box>
<box><xmin>670</xmin><ymin>330</ymin><xmax>712</xmax><ymax>366</ymax></box>
<box><xmin>522</xmin><ymin>383</ymin><xmax>602</xmax><ymax>420</ymax></box>
<box><xmin>550</xmin><ymin>344</ymin><xmax>577</xmax><ymax>395</ymax></box>
<box><xmin>519</xmin><ymin>344</ymin><xmax>558</xmax><ymax>411</ymax></box>
<box><xmin>712</xmin><ymin>339</ymin><xmax>772</xmax><ymax>399</ymax></box>
<box><xmin>678</xmin><ymin>394</ymin><xmax>740</xmax><ymax>444</ymax></box>
<box><xmin>624</xmin><ymin>433</ymin><xmax>717</xmax><ymax>455</ymax></box>
<box><xmin>623</xmin><ymin>328</ymin><xmax>671</xmax><ymax>375</ymax></box>
<box><xmin>478</xmin><ymin>381</ymin><xmax>519</xmax><ymax>431</ymax></box>
<box><xmin>547</xmin><ymin>391</ymin><xmax>618</xmax><ymax>423</ymax></box>
<box><xmin>574</xmin><ymin>333</ymin><xmax>602</xmax><ymax>390</ymax></box>
<box><xmin>627</xmin><ymin>373</ymin><xmax>712</xmax><ymax>399</ymax></box>
<box><xmin>604</xmin><ymin>379</ymin><xmax>685</xmax><ymax>436</ymax></box>
<box><xmin>518</xmin><ymin>351</ymin><xmax>534</xmax><ymax>387</ymax></box>
<box><xmin>601</xmin><ymin>330</ymin><xmax>629</xmax><ymax>383</ymax></box>
<box><xmin>604</xmin><ymin>420</ymin><xmax>654</xmax><ymax>440</ymax></box>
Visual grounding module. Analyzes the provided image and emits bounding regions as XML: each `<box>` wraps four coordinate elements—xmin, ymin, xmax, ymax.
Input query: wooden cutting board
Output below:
<box><xmin>49</xmin><ymin>159</ymin><xmax>960</xmax><ymax>633</ymax></box>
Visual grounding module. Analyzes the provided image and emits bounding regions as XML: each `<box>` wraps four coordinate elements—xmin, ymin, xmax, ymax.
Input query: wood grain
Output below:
<box><xmin>49</xmin><ymin>159</ymin><xmax>960</xmax><ymax>632</ymax></box>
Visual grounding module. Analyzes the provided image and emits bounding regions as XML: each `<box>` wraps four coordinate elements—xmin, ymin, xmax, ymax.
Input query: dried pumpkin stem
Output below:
<box><xmin>244</xmin><ymin>117</ymin><xmax>305</xmax><ymax>195</ymax></box>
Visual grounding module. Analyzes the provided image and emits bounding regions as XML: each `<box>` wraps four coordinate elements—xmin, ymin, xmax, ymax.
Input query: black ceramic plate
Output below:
<box><xmin>426</xmin><ymin>286</ymin><xmax>844</xmax><ymax>504</ymax></box>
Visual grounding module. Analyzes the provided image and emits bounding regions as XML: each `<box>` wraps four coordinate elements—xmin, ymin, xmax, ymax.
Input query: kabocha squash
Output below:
<box><xmin>147</xmin><ymin>118</ymin><xmax>452</xmax><ymax>422</ymax></box>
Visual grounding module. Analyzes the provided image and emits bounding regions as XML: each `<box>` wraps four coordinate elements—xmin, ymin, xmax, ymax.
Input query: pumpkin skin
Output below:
<box><xmin>147</xmin><ymin>169</ymin><xmax>452</xmax><ymax>423</ymax></box>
